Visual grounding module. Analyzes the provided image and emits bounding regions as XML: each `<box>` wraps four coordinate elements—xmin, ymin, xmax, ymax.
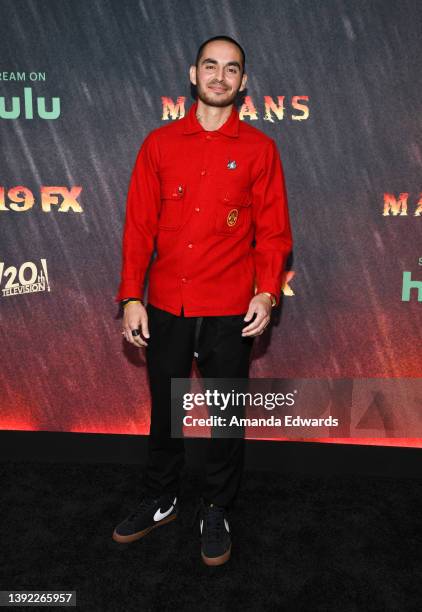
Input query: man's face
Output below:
<box><xmin>189</xmin><ymin>40</ymin><xmax>247</xmax><ymax>108</ymax></box>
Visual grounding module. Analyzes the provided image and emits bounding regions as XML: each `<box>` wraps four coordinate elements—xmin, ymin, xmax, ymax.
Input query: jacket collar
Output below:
<box><xmin>183</xmin><ymin>100</ymin><xmax>239</xmax><ymax>138</ymax></box>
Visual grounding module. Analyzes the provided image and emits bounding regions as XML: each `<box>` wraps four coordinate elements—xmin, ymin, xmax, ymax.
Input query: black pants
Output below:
<box><xmin>143</xmin><ymin>302</ymin><xmax>255</xmax><ymax>508</ymax></box>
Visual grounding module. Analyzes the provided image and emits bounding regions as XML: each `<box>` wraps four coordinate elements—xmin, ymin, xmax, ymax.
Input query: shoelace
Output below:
<box><xmin>192</xmin><ymin>501</ymin><xmax>226</xmax><ymax>543</ymax></box>
<box><xmin>204</xmin><ymin>505</ymin><xmax>226</xmax><ymax>543</ymax></box>
<box><xmin>127</xmin><ymin>496</ymin><xmax>158</xmax><ymax>522</ymax></box>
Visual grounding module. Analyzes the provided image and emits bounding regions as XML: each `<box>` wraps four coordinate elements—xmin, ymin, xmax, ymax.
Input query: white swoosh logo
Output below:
<box><xmin>153</xmin><ymin>497</ymin><xmax>177</xmax><ymax>522</ymax></box>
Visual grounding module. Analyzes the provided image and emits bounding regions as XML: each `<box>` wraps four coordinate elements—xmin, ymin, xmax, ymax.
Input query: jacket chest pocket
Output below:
<box><xmin>158</xmin><ymin>181</ymin><xmax>186</xmax><ymax>230</ymax></box>
<box><xmin>215</xmin><ymin>188</ymin><xmax>252</xmax><ymax>236</ymax></box>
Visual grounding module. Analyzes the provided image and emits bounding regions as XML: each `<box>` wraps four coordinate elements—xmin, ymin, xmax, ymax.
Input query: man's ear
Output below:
<box><xmin>189</xmin><ymin>65</ymin><xmax>197</xmax><ymax>86</ymax></box>
<box><xmin>239</xmin><ymin>72</ymin><xmax>248</xmax><ymax>92</ymax></box>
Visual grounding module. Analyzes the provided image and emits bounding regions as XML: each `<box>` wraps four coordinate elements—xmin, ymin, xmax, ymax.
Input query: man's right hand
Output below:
<box><xmin>122</xmin><ymin>301</ymin><xmax>150</xmax><ymax>348</ymax></box>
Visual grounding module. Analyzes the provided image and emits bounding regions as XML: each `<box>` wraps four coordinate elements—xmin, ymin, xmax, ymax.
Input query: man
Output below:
<box><xmin>112</xmin><ymin>35</ymin><xmax>293</xmax><ymax>566</ymax></box>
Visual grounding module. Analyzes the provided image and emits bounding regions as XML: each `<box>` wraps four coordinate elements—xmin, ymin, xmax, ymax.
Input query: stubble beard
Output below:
<box><xmin>196</xmin><ymin>81</ymin><xmax>239</xmax><ymax>108</ymax></box>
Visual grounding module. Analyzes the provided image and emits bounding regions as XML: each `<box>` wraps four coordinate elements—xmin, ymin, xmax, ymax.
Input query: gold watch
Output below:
<box><xmin>122</xmin><ymin>298</ymin><xmax>142</xmax><ymax>308</ymax></box>
<box><xmin>261</xmin><ymin>292</ymin><xmax>277</xmax><ymax>307</ymax></box>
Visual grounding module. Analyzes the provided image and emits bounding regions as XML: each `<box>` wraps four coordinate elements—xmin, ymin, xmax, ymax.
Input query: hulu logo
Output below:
<box><xmin>401</xmin><ymin>272</ymin><xmax>422</xmax><ymax>302</ymax></box>
<box><xmin>0</xmin><ymin>87</ymin><xmax>60</xmax><ymax>120</ymax></box>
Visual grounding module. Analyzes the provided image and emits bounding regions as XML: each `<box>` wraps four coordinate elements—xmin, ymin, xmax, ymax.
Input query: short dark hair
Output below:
<box><xmin>195</xmin><ymin>35</ymin><xmax>246</xmax><ymax>75</ymax></box>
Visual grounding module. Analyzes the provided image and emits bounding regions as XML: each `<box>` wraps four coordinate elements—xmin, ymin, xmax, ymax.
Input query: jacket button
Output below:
<box><xmin>206</xmin><ymin>135</ymin><xmax>212</xmax><ymax>140</ymax></box>
<box><xmin>181</xmin><ymin>277</ymin><xmax>187</xmax><ymax>283</ymax></box>
<box><xmin>177</xmin><ymin>185</ymin><xmax>184</xmax><ymax>194</ymax></box>
<box><xmin>188</xmin><ymin>243</ymin><xmax>193</xmax><ymax>248</ymax></box>
<box><xmin>194</xmin><ymin>207</ymin><xmax>200</xmax><ymax>212</ymax></box>
<box><xmin>200</xmin><ymin>170</ymin><xmax>206</xmax><ymax>176</ymax></box>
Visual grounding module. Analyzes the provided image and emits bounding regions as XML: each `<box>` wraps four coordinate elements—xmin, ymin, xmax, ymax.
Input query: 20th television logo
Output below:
<box><xmin>0</xmin><ymin>259</ymin><xmax>50</xmax><ymax>297</ymax></box>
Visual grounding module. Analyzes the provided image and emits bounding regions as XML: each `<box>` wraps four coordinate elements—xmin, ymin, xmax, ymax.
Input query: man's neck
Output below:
<box><xmin>195</xmin><ymin>99</ymin><xmax>233</xmax><ymax>132</ymax></box>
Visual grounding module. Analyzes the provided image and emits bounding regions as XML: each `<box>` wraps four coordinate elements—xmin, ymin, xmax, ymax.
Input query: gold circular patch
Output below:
<box><xmin>227</xmin><ymin>208</ymin><xmax>239</xmax><ymax>227</ymax></box>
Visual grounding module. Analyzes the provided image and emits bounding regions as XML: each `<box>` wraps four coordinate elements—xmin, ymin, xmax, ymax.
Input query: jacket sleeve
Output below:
<box><xmin>114</xmin><ymin>132</ymin><xmax>161</xmax><ymax>302</ymax></box>
<box><xmin>251</xmin><ymin>138</ymin><xmax>293</xmax><ymax>307</ymax></box>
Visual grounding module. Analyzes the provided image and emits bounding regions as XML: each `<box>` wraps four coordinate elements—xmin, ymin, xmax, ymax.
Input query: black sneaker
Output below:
<box><xmin>112</xmin><ymin>493</ymin><xmax>178</xmax><ymax>543</ymax></box>
<box><xmin>199</xmin><ymin>499</ymin><xmax>231</xmax><ymax>566</ymax></box>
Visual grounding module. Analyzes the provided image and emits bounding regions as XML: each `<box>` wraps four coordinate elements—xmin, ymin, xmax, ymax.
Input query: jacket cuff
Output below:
<box><xmin>114</xmin><ymin>280</ymin><xmax>144</xmax><ymax>303</ymax></box>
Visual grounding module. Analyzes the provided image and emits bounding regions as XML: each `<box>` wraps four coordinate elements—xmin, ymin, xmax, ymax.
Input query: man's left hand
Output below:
<box><xmin>241</xmin><ymin>294</ymin><xmax>272</xmax><ymax>337</ymax></box>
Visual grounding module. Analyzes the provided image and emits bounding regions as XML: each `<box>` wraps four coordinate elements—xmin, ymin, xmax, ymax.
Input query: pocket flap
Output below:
<box><xmin>160</xmin><ymin>181</ymin><xmax>186</xmax><ymax>199</ymax></box>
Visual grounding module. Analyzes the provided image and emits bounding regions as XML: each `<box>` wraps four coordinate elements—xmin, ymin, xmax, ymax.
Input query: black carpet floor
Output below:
<box><xmin>2</xmin><ymin>460</ymin><xmax>422</xmax><ymax>611</ymax></box>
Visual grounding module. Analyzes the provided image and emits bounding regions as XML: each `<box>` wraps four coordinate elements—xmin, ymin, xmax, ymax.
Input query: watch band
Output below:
<box><xmin>260</xmin><ymin>292</ymin><xmax>277</xmax><ymax>307</ymax></box>
<box><xmin>121</xmin><ymin>297</ymin><xmax>143</xmax><ymax>307</ymax></box>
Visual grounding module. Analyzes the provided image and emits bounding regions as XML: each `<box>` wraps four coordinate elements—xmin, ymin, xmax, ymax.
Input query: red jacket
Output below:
<box><xmin>115</xmin><ymin>100</ymin><xmax>293</xmax><ymax>316</ymax></box>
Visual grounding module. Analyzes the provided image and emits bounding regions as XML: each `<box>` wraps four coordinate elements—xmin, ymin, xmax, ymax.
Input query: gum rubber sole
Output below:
<box><xmin>112</xmin><ymin>513</ymin><xmax>176</xmax><ymax>543</ymax></box>
<box><xmin>201</xmin><ymin>543</ymin><xmax>232</xmax><ymax>566</ymax></box>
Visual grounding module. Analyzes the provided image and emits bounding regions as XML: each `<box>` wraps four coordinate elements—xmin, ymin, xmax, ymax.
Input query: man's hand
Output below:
<box><xmin>121</xmin><ymin>301</ymin><xmax>150</xmax><ymax>348</ymax></box>
<box><xmin>241</xmin><ymin>294</ymin><xmax>272</xmax><ymax>337</ymax></box>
